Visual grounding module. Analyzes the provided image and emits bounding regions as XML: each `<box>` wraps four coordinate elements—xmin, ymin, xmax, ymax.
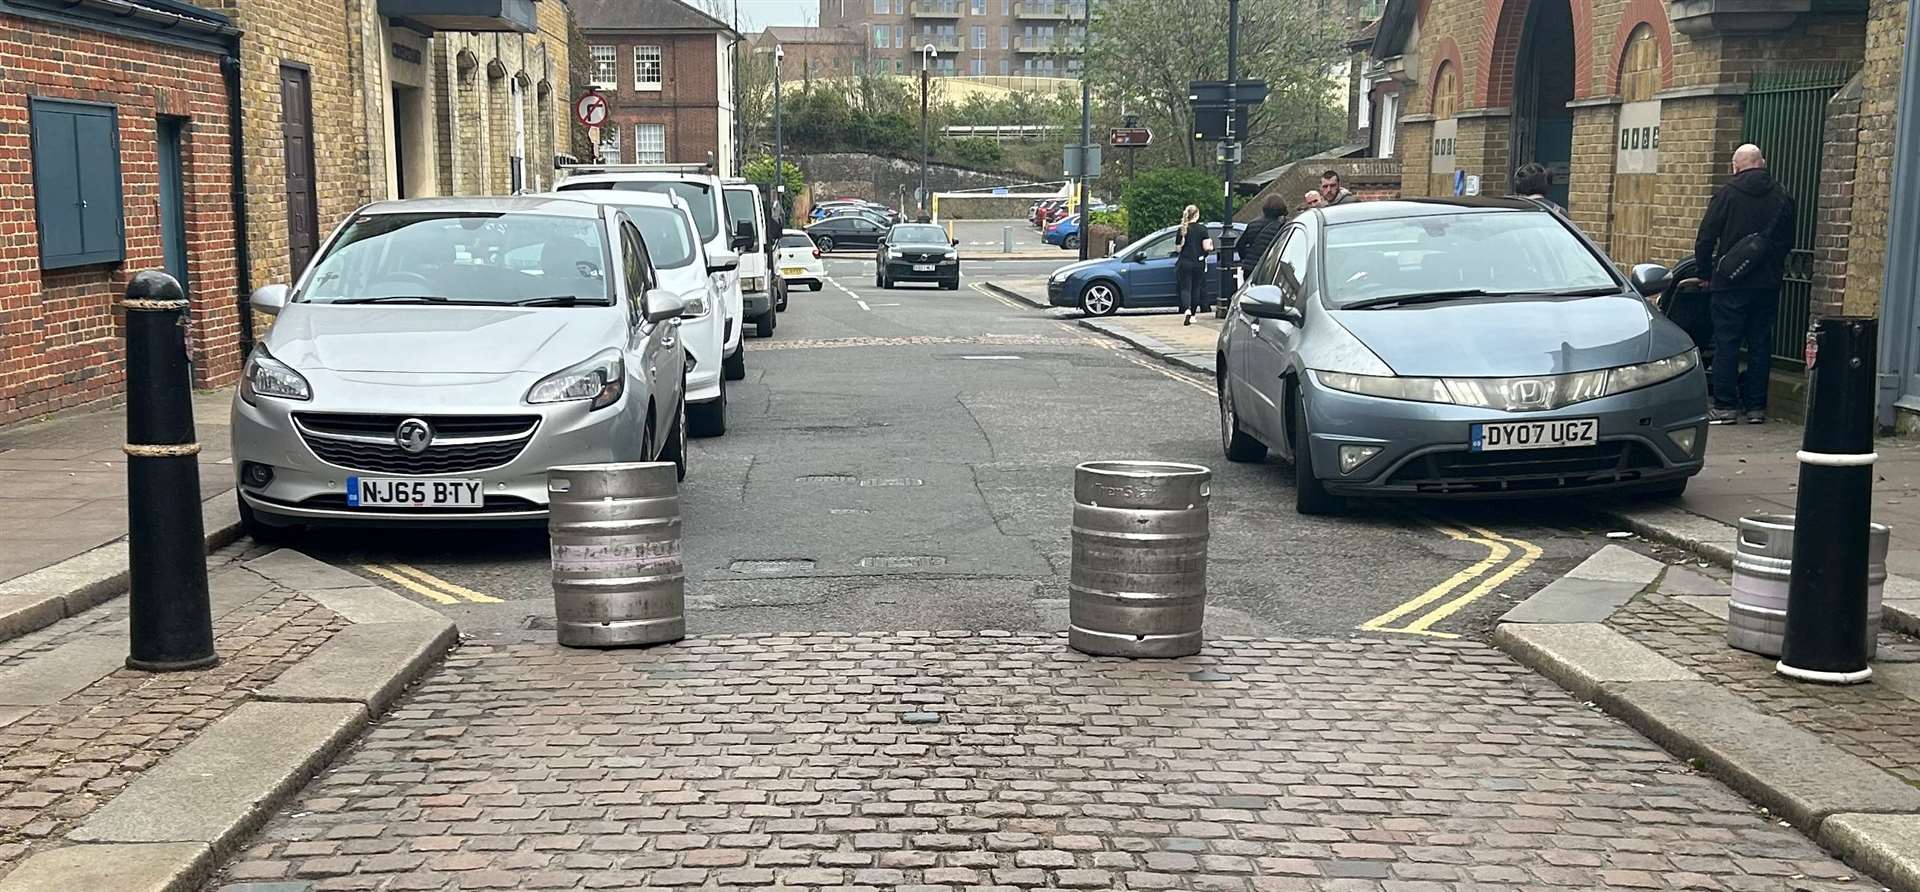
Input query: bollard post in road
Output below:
<box><xmin>123</xmin><ymin>271</ymin><xmax>217</xmax><ymax>672</ymax></box>
<box><xmin>1069</xmin><ymin>461</ymin><xmax>1211</xmax><ymax>658</ymax></box>
<box><xmin>1778</xmin><ymin>316</ymin><xmax>1879</xmax><ymax>684</ymax></box>
<box><xmin>1003</xmin><ymin>225</ymin><xmax>1013</xmax><ymax>254</ymax></box>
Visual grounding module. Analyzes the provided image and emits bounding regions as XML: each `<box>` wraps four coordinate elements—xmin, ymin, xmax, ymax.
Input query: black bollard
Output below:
<box><xmin>1778</xmin><ymin>316</ymin><xmax>1877</xmax><ymax>684</ymax></box>
<box><xmin>123</xmin><ymin>271</ymin><xmax>218</xmax><ymax>672</ymax></box>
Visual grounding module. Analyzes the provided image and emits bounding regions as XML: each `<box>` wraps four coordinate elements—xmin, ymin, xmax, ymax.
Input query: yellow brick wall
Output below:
<box><xmin>1843</xmin><ymin>0</ymin><xmax>1908</xmax><ymax>315</ymax></box>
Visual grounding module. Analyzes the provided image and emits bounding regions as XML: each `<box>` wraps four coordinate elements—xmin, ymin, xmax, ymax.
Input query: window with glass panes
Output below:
<box><xmin>590</xmin><ymin>46</ymin><xmax>617</xmax><ymax>87</ymax></box>
<box><xmin>634</xmin><ymin>124</ymin><xmax>666</xmax><ymax>163</ymax></box>
<box><xmin>598</xmin><ymin>127</ymin><xmax>620</xmax><ymax>162</ymax></box>
<box><xmin>633</xmin><ymin>46</ymin><xmax>661</xmax><ymax>89</ymax></box>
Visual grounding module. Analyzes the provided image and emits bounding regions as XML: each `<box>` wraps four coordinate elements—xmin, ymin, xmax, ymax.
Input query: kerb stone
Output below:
<box><xmin>0</xmin><ymin>842</ymin><xmax>212</xmax><ymax>892</ymax></box>
<box><xmin>242</xmin><ymin>550</ymin><xmax>373</xmax><ymax>591</ymax></box>
<box><xmin>257</xmin><ymin>620</ymin><xmax>456</xmax><ymax>715</ymax></box>
<box><xmin>1818</xmin><ymin>813</ymin><xmax>1920</xmax><ymax>892</ymax></box>
<box><xmin>1492</xmin><ymin>622</ymin><xmax>1696</xmax><ymax>700</ymax></box>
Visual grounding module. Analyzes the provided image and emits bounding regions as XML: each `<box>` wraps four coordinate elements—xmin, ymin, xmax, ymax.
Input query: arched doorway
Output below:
<box><xmin>1510</xmin><ymin>0</ymin><xmax>1575</xmax><ymax>208</ymax></box>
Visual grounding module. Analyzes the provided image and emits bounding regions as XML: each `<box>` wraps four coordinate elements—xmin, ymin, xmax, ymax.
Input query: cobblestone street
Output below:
<box><xmin>209</xmin><ymin>632</ymin><xmax>1868</xmax><ymax>891</ymax></box>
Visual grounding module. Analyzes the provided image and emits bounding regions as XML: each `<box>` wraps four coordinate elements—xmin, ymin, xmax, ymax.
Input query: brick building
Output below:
<box><xmin>1366</xmin><ymin>0</ymin><xmax>1910</xmax><ymax>419</ymax></box>
<box><xmin>0</xmin><ymin>0</ymin><xmax>243</xmax><ymax>424</ymax></box>
<box><xmin>751</xmin><ymin>26</ymin><xmax>868</xmax><ymax>83</ymax></box>
<box><xmin>575</xmin><ymin>0</ymin><xmax>738</xmax><ymax>174</ymax></box>
<box><xmin>818</xmin><ymin>0</ymin><xmax>1086</xmax><ymax>77</ymax></box>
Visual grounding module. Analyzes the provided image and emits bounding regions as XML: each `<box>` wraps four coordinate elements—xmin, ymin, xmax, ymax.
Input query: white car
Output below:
<box><xmin>557</xmin><ymin>165</ymin><xmax>747</xmax><ymax>382</ymax></box>
<box><xmin>540</xmin><ymin>190</ymin><xmax>732</xmax><ymax>437</ymax></box>
<box><xmin>722</xmin><ymin>180</ymin><xmax>777</xmax><ymax>337</ymax></box>
<box><xmin>774</xmin><ymin>232</ymin><xmax>825</xmax><ymax>293</ymax></box>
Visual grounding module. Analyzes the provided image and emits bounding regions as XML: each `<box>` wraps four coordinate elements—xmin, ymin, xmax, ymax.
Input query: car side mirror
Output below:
<box><xmin>250</xmin><ymin>284</ymin><xmax>290</xmax><ymax>316</ymax></box>
<box><xmin>1240</xmin><ymin>284</ymin><xmax>1300</xmax><ymax>324</ymax></box>
<box><xmin>644</xmin><ymin>288</ymin><xmax>687</xmax><ymax>324</ymax></box>
<box><xmin>707</xmin><ymin>252</ymin><xmax>740</xmax><ymax>275</ymax></box>
<box><xmin>951</xmin><ymin>238</ymin><xmax>960</xmax><ymax>246</ymax></box>
<box><xmin>1630</xmin><ymin>263</ymin><xmax>1672</xmax><ymax>297</ymax></box>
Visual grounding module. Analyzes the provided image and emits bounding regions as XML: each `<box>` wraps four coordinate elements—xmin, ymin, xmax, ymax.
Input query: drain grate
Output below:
<box><xmin>796</xmin><ymin>474</ymin><xmax>857</xmax><ymax>484</ymax></box>
<box><xmin>859</xmin><ymin>477</ymin><xmax>924</xmax><ymax>487</ymax></box>
<box><xmin>728</xmin><ymin>559</ymin><xmax>817</xmax><ymax>574</ymax></box>
<box><xmin>856</xmin><ymin>555</ymin><xmax>948</xmax><ymax>570</ymax></box>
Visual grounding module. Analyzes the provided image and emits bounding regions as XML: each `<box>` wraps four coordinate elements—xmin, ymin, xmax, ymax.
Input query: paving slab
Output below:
<box><xmin>1568</xmin><ymin>543</ymin><xmax>1666</xmax><ymax>583</ymax></box>
<box><xmin>69</xmin><ymin>701</ymin><xmax>366</xmax><ymax>846</ymax></box>
<box><xmin>1875</xmin><ymin>661</ymin><xmax>1920</xmax><ymax>704</ymax></box>
<box><xmin>257</xmin><ymin>620</ymin><xmax>456</xmax><ymax>715</ymax></box>
<box><xmin>1675</xmin><ymin>594</ymin><xmax>1733</xmax><ymax>621</ymax></box>
<box><xmin>301</xmin><ymin>584</ymin><xmax>451</xmax><ymax>625</ymax></box>
<box><xmin>0</xmin><ymin>636</ymin><xmax>127</xmax><ymax>706</ymax></box>
<box><xmin>1499</xmin><ymin>576</ymin><xmax>1644</xmax><ymax>623</ymax></box>
<box><xmin>0</xmin><ymin>592</ymin><xmax>66</xmax><ymax>643</ymax></box>
<box><xmin>0</xmin><ymin>706</ymin><xmax>29</xmax><ymax>729</ymax></box>
<box><xmin>240</xmin><ymin>549</ymin><xmax>372</xmax><ymax>591</ymax></box>
<box><xmin>1819</xmin><ymin>813</ymin><xmax>1920</xmax><ymax>892</ymax></box>
<box><xmin>1492</xmin><ymin>622</ymin><xmax>1697</xmax><ymax>699</ymax></box>
<box><xmin>1661</xmin><ymin>564</ymin><xmax>1728</xmax><ymax>595</ymax></box>
<box><xmin>1600</xmin><ymin>679</ymin><xmax>1920</xmax><ymax>830</ymax></box>
<box><xmin>0</xmin><ymin>842</ymin><xmax>212</xmax><ymax>892</ymax></box>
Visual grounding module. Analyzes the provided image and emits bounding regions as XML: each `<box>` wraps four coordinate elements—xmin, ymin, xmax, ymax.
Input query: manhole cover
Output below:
<box><xmin>796</xmin><ymin>474</ymin><xmax>857</xmax><ymax>484</ymax></box>
<box><xmin>856</xmin><ymin>555</ymin><xmax>948</xmax><ymax>570</ymax></box>
<box><xmin>728</xmin><ymin>559</ymin><xmax>817</xmax><ymax>574</ymax></box>
<box><xmin>859</xmin><ymin>477</ymin><xmax>924</xmax><ymax>487</ymax></box>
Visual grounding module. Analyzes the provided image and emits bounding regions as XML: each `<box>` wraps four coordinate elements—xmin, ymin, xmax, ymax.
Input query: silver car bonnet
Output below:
<box><xmin>268</xmin><ymin>303</ymin><xmax>625</xmax><ymax>376</ymax></box>
<box><xmin>1328</xmin><ymin>293</ymin><xmax>1660</xmax><ymax>377</ymax></box>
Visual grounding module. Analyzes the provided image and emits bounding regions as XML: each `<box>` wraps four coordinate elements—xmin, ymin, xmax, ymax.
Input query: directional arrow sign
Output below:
<box><xmin>574</xmin><ymin>91</ymin><xmax>609</xmax><ymax>128</ymax></box>
<box><xmin>1109</xmin><ymin>127</ymin><xmax>1153</xmax><ymax>148</ymax></box>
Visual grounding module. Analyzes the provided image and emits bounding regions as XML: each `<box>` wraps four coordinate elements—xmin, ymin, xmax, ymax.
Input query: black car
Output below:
<box><xmin>876</xmin><ymin>223</ymin><xmax>960</xmax><ymax>290</ymax></box>
<box><xmin>806</xmin><ymin>215</ymin><xmax>888</xmax><ymax>252</ymax></box>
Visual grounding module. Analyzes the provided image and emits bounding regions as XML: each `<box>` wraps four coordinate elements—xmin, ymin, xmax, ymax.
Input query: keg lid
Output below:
<box><xmin>1074</xmin><ymin>461</ymin><xmax>1212</xmax><ymax>509</ymax></box>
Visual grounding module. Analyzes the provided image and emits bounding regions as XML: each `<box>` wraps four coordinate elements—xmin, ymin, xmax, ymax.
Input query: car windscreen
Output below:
<box><xmin>1322</xmin><ymin>212</ymin><xmax>1618</xmax><ymax>308</ymax></box>
<box><xmin>888</xmin><ymin>226</ymin><xmax>948</xmax><ymax>245</ymax></box>
<box><xmin>777</xmin><ymin>233</ymin><xmax>814</xmax><ymax>248</ymax></box>
<box><xmin>559</xmin><ymin>180</ymin><xmax>719</xmax><ymax>242</ymax></box>
<box><xmin>620</xmin><ymin>206</ymin><xmax>698</xmax><ymax>269</ymax></box>
<box><xmin>297</xmin><ymin>212</ymin><xmax>611</xmax><ymax>306</ymax></box>
<box><xmin>723</xmin><ymin>188</ymin><xmax>760</xmax><ymax>240</ymax></box>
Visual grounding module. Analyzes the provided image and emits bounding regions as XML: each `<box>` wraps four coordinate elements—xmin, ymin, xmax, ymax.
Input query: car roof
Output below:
<box><xmin>1314</xmin><ymin>196</ymin><xmax>1544</xmax><ymax>225</ymax></box>
<box><xmin>560</xmin><ymin>171</ymin><xmax>718</xmax><ymax>187</ymax></box>
<box><xmin>533</xmin><ymin>189</ymin><xmax>689</xmax><ymax>213</ymax></box>
<box><xmin>356</xmin><ymin>196</ymin><xmax>604</xmax><ymax>219</ymax></box>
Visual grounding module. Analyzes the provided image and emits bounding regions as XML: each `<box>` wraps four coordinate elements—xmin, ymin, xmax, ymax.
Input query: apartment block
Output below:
<box><xmin>818</xmin><ymin>0</ymin><xmax>1086</xmax><ymax>77</ymax></box>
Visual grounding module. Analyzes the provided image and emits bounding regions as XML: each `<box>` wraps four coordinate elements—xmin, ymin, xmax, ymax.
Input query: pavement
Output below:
<box><xmin>945</xmin><ymin>219</ymin><xmax>1076</xmax><ymax>261</ymax></box>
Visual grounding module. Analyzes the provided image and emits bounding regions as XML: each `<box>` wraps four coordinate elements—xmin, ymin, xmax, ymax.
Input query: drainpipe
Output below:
<box><xmin>222</xmin><ymin>51</ymin><xmax>257</xmax><ymax>359</ymax></box>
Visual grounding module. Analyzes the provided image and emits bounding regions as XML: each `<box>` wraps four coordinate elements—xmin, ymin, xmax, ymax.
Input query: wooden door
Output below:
<box><xmin>280</xmin><ymin>65</ymin><xmax>320</xmax><ymax>278</ymax></box>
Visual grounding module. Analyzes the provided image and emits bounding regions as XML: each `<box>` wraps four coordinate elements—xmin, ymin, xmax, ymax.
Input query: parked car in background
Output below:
<box><xmin>1046</xmin><ymin>222</ymin><xmax>1246</xmax><ymax>316</ymax></box>
<box><xmin>775</xmin><ymin>232</ymin><xmax>826</xmax><ymax>293</ymax></box>
<box><xmin>876</xmin><ymin>223</ymin><xmax>961</xmax><ymax>290</ymax></box>
<box><xmin>230</xmin><ymin>196</ymin><xmax>691</xmax><ymax>538</ymax></box>
<box><xmin>1043</xmin><ymin>213</ymin><xmax>1082</xmax><ymax>250</ymax></box>
<box><xmin>806</xmin><ymin>214</ymin><xmax>888</xmax><ymax>252</ymax></box>
<box><xmin>1216</xmin><ymin>197</ymin><xmax>1708</xmax><ymax>514</ymax></box>
<box><xmin>722</xmin><ymin>180</ymin><xmax>777</xmax><ymax>338</ymax></box>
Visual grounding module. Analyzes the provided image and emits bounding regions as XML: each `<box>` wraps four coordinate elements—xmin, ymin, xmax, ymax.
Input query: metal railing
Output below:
<box><xmin>910</xmin><ymin>0</ymin><xmax>963</xmax><ymax>17</ymax></box>
<box><xmin>1742</xmin><ymin>65</ymin><xmax>1852</xmax><ymax>365</ymax></box>
<box><xmin>1014</xmin><ymin>1</ymin><xmax>1084</xmax><ymax>19</ymax></box>
<box><xmin>913</xmin><ymin>33</ymin><xmax>962</xmax><ymax>52</ymax></box>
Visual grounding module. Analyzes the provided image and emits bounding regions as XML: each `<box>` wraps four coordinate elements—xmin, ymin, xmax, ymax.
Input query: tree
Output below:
<box><xmin>1086</xmin><ymin>0</ymin><xmax>1349</xmax><ymax>171</ymax></box>
<box><xmin>737</xmin><ymin>48</ymin><xmax>776</xmax><ymax>158</ymax></box>
<box><xmin>1120</xmin><ymin>167</ymin><xmax>1219</xmax><ymax>240</ymax></box>
<box><xmin>741</xmin><ymin>155</ymin><xmax>805</xmax><ymax>222</ymax></box>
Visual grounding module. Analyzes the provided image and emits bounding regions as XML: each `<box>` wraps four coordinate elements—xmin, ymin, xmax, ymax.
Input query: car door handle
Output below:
<box><xmin>661</xmin><ymin>336</ymin><xmax>675</xmax><ymax>349</ymax></box>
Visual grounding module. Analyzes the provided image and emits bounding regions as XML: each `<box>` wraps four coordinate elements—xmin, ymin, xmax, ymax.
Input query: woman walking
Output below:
<box><xmin>1174</xmin><ymin>204</ymin><xmax>1213</xmax><ymax>325</ymax></box>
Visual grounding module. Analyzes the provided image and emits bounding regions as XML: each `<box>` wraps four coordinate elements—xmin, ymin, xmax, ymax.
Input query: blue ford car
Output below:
<box><xmin>1046</xmin><ymin>222</ymin><xmax>1246</xmax><ymax>315</ymax></box>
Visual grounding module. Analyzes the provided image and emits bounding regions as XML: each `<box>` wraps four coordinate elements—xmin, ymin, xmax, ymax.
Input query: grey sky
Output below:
<box><xmin>708</xmin><ymin>0</ymin><xmax>816</xmax><ymax>31</ymax></box>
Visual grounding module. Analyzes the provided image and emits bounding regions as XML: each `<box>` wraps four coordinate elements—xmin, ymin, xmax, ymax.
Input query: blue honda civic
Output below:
<box><xmin>1046</xmin><ymin>222</ymin><xmax>1246</xmax><ymax>316</ymax></box>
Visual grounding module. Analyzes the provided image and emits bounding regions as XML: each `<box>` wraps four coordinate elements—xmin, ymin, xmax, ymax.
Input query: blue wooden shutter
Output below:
<box><xmin>31</xmin><ymin>99</ymin><xmax>125</xmax><ymax>269</ymax></box>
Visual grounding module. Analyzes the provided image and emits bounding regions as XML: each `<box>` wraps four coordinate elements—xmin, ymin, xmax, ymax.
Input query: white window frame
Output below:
<box><xmin>590</xmin><ymin>45</ymin><xmax>617</xmax><ymax>89</ymax></box>
<box><xmin>1378</xmin><ymin>91</ymin><xmax>1399</xmax><ymax>158</ymax></box>
<box><xmin>599</xmin><ymin>127</ymin><xmax>621</xmax><ymax>163</ymax></box>
<box><xmin>874</xmin><ymin>0</ymin><xmax>888</xmax><ymax>12</ymax></box>
<box><xmin>633</xmin><ymin>45</ymin><xmax>662</xmax><ymax>91</ymax></box>
<box><xmin>875</xmin><ymin>25</ymin><xmax>889</xmax><ymax>48</ymax></box>
<box><xmin>972</xmin><ymin>25</ymin><xmax>986</xmax><ymax>49</ymax></box>
<box><xmin>635</xmin><ymin>123</ymin><xmax>667</xmax><ymax>163</ymax></box>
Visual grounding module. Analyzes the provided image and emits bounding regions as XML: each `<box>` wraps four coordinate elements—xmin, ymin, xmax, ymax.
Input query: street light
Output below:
<box><xmin>773</xmin><ymin>44</ymin><xmax>785</xmax><ymax>228</ymax></box>
<box><xmin>1076</xmin><ymin>0</ymin><xmax>1092</xmax><ymax>261</ymax></box>
<box><xmin>920</xmin><ymin>43</ymin><xmax>937</xmax><ymax>220</ymax></box>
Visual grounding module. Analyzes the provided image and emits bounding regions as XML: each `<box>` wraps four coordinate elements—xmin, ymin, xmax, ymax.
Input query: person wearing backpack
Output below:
<box><xmin>1686</xmin><ymin>144</ymin><xmax>1796</xmax><ymax>425</ymax></box>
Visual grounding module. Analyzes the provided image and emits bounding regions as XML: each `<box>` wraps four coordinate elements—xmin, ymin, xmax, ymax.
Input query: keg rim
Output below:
<box><xmin>1076</xmin><ymin>460</ymin><xmax>1213</xmax><ymax>479</ymax></box>
<box><xmin>1739</xmin><ymin>513</ymin><xmax>1891</xmax><ymax>537</ymax></box>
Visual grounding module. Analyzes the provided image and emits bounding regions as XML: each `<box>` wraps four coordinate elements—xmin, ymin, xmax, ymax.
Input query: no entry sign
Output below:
<box><xmin>574</xmin><ymin>91</ymin><xmax>609</xmax><ymax>128</ymax></box>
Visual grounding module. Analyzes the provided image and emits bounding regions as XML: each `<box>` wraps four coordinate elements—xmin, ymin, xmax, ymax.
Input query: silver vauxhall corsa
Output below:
<box><xmin>1218</xmin><ymin>198</ymin><xmax>1709</xmax><ymax>515</ymax></box>
<box><xmin>230</xmin><ymin>197</ymin><xmax>689</xmax><ymax>537</ymax></box>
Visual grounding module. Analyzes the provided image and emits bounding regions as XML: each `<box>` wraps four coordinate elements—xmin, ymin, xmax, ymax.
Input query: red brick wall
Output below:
<box><xmin>596</xmin><ymin>32</ymin><xmax>725</xmax><ymax>165</ymax></box>
<box><xmin>0</xmin><ymin>13</ymin><xmax>240</xmax><ymax>426</ymax></box>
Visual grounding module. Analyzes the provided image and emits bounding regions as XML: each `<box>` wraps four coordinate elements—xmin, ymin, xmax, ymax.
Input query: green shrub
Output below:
<box><xmin>1119</xmin><ymin>168</ymin><xmax>1221</xmax><ymax>240</ymax></box>
<box><xmin>946</xmin><ymin>137</ymin><xmax>1006</xmax><ymax>168</ymax></box>
<box><xmin>1088</xmin><ymin>207</ymin><xmax>1127</xmax><ymax>232</ymax></box>
<box><xmin>740</xmin><ymin>156</ymin><xmax>805</xmax><ymax>222</ymax></box>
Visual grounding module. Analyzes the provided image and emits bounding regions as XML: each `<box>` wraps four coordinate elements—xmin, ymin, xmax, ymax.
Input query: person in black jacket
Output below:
<box><xmin>1688</xmin><ymin>144</ymin><xmax>1796</xmax><ymax>425</ymax></box>
<box><xmin>1173</xmin><ymin>204</ymin><xmax>1213</xmax><ymax>325</ymax></box>
<box><xmin>1238</xmin><ymin>194</ymin><xmax>1288</xmax><ymax>276</ymax></box>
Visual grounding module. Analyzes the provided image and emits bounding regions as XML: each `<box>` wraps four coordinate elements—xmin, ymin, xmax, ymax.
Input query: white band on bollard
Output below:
<box><xmin>1796</xmin><ymin>450</ymin><xmax>1879</xmax><ymax>467</ymax></box>
<box><xmin>1776</xmin><ymin>660</ymin><xmax>1873</xmax><ymax>685</ymax></box>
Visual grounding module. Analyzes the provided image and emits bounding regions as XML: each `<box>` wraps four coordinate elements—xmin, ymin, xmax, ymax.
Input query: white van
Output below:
<box><xmin>722</xmin><ymin>180</ymin><xmax>777</xmax><ymax>338</ymax></box>
<box><xmin>556</xmin><ymin>164</ymin><xmax>747</xmax><ymax>382</ymax></box>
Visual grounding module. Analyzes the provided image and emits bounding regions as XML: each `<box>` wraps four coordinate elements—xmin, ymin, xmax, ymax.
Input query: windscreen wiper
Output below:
<box><xmin>323</xmin><ymin>295</ymin><xmax>450</xmax><ymax>305</ymax></box>
<box><xmin>510</xmin><ymin>295</ymin><xmax>613</xmax><ymax>307</ymax></box>
<box><xmin>1344</xmin><ymin>289</ymin><xmax>1496</xmax><ymax>310</ymax></box>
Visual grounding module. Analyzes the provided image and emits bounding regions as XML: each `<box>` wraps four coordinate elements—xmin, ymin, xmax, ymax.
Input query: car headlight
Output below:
<box><xmin>527</xmin><ymin>349</ymin><xmax>624</xmax><ymax>410</ymax></box>
<box><xmin>1316</xmin><ymin>350</ymin><xmax>1698</xmax><ymax>411</ymax></box>
<box><xmin>241</xmin><ymin>346</ymin><xmax>310</xmax><ymax>404</ymax></box>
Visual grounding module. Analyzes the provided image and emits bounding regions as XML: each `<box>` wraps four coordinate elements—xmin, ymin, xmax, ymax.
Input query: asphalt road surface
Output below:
<box><xmin>287</xmin><ymin>253</ymin><xmax>1627</xmax><ymax>643</ymax></box>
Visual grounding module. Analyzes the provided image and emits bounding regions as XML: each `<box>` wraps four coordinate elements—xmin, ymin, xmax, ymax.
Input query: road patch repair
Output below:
<box><xmin>1494</xmin><ymin>544</ymin><xmax>1920</xmax><ymax>890</ymax></box>
<box><xmin>0</xmin><ymin>548</ymin><xmax>454</xmax><ymax>892</ymax></box>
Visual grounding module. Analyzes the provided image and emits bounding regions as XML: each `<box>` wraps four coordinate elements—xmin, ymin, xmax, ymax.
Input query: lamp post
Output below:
<box><xmin>1076</xmin><ymin>0</ymin><xmax>1092</xmax><ymax>261</ymax></box>
<box><xmin>1215</xmin><ymin>0</ymin><xmax>1241</xmax><ymax>318</ymax></box>
<box><xmin>773</xmin><ymin>44</ymin><xmax>786</xmax><ymax>226</ymax></box>
<box><xmin>920</xmin><ymin>43</ymin><xmax>937</xmax><ymax>220</ymax></box>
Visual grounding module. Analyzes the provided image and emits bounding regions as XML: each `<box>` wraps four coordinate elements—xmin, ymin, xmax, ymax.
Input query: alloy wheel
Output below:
<box><xmin>1081</xmin><ymin>284</ymin><xmax>1117</xmax><ymax>316</ymax></box>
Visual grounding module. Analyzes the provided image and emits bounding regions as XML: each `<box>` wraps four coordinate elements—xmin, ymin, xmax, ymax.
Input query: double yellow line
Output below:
<box><xmin>361</xmin><ymin>563</ymin><xmax>502</xmax><ymax>605</ymax></box>
<box><xmin>1360</xmin><ymin>520</ymin><xmax>1542</xmax><ymax>639</ymax></box>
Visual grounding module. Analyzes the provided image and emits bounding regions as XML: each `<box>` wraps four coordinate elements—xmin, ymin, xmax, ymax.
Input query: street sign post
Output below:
<box><xmin>1109</xmin><ymin>128</ymin><xmax>1152</xmax><ymax>148</ymax></box>
<box><xmin>1062</xmin><ymin>144</ymin><xmax>1101</xmax><ymax>178</ymax></box>
<box><xmin>574</xmin><ymin>90</ymin><xmax>609</xmax><ymax>128</ymax></box>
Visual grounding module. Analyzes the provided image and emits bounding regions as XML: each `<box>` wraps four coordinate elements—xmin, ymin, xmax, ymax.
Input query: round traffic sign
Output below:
<box><xmin>574</xmin><ymin>91</ymin><xmax>609</xmax><ymax>128</ymax></box>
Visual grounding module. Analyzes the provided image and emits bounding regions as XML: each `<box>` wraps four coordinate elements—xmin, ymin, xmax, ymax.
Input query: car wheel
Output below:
<box><xmin>777</xmin><ymin>287</ymin><xmax>788</xmax><ymax>312</ymax></box>
<box><xmin>1079</xmin><ymin>281</ymin><xmax>1120</xmax><ymax>316</ymax></box>
<box><xmin>238</xmin><ymin>494</ymin><xmax>303</xmax><ymax>545</ymax></box>
<box><xmin>723</xmin><ymin>345</ymin><xmax>746</xmax><ymax>381</ymax></box>
<box><xmin>817</xmin><ymin>236</ymin><xmax>834</xmax><ymax>252</ymax></box>
<box><xmin>688</xmin><ymin>379</ymin><xmax>728</xmax><ymax>438</ymax></box>
<box><xmin>1290</xmin><ymin>393</ymin><xmax>1342</xmax><ymax>516</ymax></box>
<box><xmin>1063</xmin><ymin>233</ymin><xmax>1080</xmax><ymax>251</ymax></box>
<box><xmin>942</xmin><ymin>277</ymin><xmax>959</xmax><ymax>290</ymax></box>
<box><xmin>756</xmin><ymin>308</ymin><xmax>776</xmax><ymax>338</ymax></box>
<box><xmin>809</xmin><ymin>282</ymin><xmax>822</xmax><ymax>291</ymax></box>
<box><xmin>876</xmin><ymin>271</ymin><xmax>887</xmax><ymax>288</ymax></box>
<box><xmin>658</xmin><ymin>392</ymin><xmax>688</xmax><ymax>481</ymax></box>
<box><xmin>1219</xmin><ymin>378</ymin><xmax>1267</xmax><ymax>463</ymax></box>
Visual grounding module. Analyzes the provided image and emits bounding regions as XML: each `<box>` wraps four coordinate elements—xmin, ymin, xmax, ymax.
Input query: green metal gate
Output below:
<box><xmin>1742</xmin><ymin>66</ymin><xmax>1852</xmax><ymax>364</ymax></box>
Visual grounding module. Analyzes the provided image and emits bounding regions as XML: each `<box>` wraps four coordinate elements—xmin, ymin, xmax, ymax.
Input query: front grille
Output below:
<box><xmin>1386</xmin><ymin>442</ymin><xmax>1663</xmax><ymax>494</ymax></box>
<box><xmin>292</xmin><ymin>494</ymin><xmax>541</xmax><ymax>513</ymax></box>
<box><xmin>293</xmin><ymin>413</ymin><xmax>537</xmax><ymax>475</ymax></box>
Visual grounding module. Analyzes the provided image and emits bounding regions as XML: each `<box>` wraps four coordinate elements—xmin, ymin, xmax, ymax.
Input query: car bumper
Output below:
<box><xmin>1299</xmin><ymin>370</ymin><xmax>1709</xmax><ymax>498</ymax></box>
<box><xmin>885</xmin><ymin>260</ymin><xmax>959</xmax><ymax>281</ymax></box>
<box><xmin>231</xmin><ymin>390</ymin><xmax>645</xmax><ymax>526</ymax></box>
<box><xmin>744</xmin><ymin>291</ymin><xmax>773</xmax><ymax>316</ymax></box>
<box><xmin>1047</xmin><ymin>279</ymin><xmax>1075</xmax><ymax>307</ymax></box>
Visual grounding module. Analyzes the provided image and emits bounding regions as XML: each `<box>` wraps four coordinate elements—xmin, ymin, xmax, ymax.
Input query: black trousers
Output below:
<box><xmin>1176</xmin><ymin>261</ymin><xmax>1206</xmax><ymax>313</ymax></box>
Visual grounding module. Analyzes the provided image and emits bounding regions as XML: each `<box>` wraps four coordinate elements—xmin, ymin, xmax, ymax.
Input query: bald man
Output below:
<box><xmin>1691</xmin><ymin>143</ymin><xmax>1796</xmax><ymax>424</ymax></box>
